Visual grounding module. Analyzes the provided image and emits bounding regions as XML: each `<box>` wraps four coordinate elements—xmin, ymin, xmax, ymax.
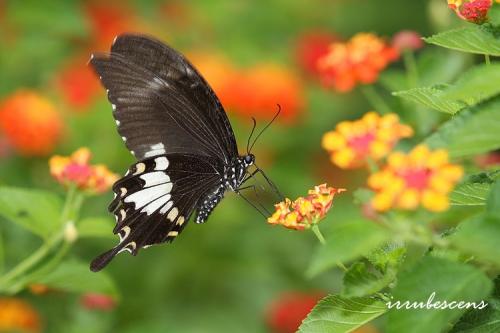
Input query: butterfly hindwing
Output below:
<box><xmin>89</xmin><ymin>34</ymin><xmax>237</xmax><ymax>161</ymax></box>
<box><xmin>90</xmin><ymin>153</ymin><xmax>224</xmax><ymax>272</ymax></box>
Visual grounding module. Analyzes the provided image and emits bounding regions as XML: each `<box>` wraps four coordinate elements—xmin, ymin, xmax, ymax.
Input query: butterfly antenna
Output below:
<box><xmin>249</xmin><ymin>104</ymin><xmax>281</xmax><ymax>153</ymax></box>
<box><xmin>246</xmin><ymin>117</ymin><xmax>258</xmax><ymax>155</ymax></box>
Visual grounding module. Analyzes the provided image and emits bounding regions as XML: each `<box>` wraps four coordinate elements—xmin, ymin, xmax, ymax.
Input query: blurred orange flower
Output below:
<box><xmin>448</xmin><ymin>0</ymin><xmax>492</xmax><ymax>23</ymax></box>
<box><xmin>49</xmin><ymin>147</ymin><xmax>118</xmax><ymax>194</ymax></box>
<box><xmin>192</xmin><ymin>54</ymin><xmax>304</xmax><ymax>122</ymax></box>
<box><xmin>368</xmin><ymin>145</ymin><xmax>463</xmax><ymax>212</ymax></box>
<box><xmin>268</xmin><ymin>184</ymin><xmax>345</xmax><ymax>230</ymax></box>
<box><xmin>322</xmin><ymin>112</ymin><xmax>413</xmax><ymax>169</ymax></box>
<box><xmin>81</xmin><ymin>293</ymin><xmax>116</xmax><ymax>311</ymax></box>
<box><xmin>295</xmin><ymin>30</ymin><xmax>337</xmax><ymax>77</ymax></box>
<box><xmin>318</xmin><ymin>33</ymin><xmax>399</xmax><ymax>92</ymax></box>
<box><xmin>0</xmin><ymin>90</ymin><xmax>63</xmax><ymax>156</ymax></box>
<box><xmin>55</xmin><ymin>56</ymin><xmax>101</xmax><ymax>109</ymax></box>
<box><xmin>85</xmin><ymin>2</ymin><xmax>139</xmax><ymax>48</ymax></box>
<box><xmin>266</xmin><ymin>292</ymin><xmax>324</xmax><ymax>333</ymax></box>
<box><xmin>0</xmin><ymin>298</ymin><xmax>41</xmax><ymax>333</ymax></box>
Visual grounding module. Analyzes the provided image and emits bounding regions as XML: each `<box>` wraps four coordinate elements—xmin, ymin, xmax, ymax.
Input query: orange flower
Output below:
<box><xmin>192</xmin><ymin>54</ymin><xmax>304</xmax><ymax>122</ymax></box>
<box><xmin>368</xmin><ymin>145</ymin><xmax>463</xmax><ymax>212</ymax></box>
<box><xmin>0</xmin><ymin>298</ymin><xmax>41</xmax><ymax>333</ymax></box>
<box><xmin>85</xmin><ymin>2</ymin><xmax>140</xmax><ymax>48</ymax></box>
<box><xmin>448</xmin><ymin>0</ymin><xmax>492</xmax><ymax>23</ymax></box>
<box><xmin>49</xmin><ymin>147</ymin><xmax>118</xmax><ymax>194</ymax></box>
<box><xmin>322</xmin><ymin>112</ymin><xmax>413</xmax><ymax>169</ymax></box>
<box><xmin>55</xmin><ymin>56</ymin><xmax>101</xmax><ymax>109</ymax></box>
<box><xmin>318</xmin><ymin>33</ymin><xmax>399</xmax><ymax>92</ymax></box>
<box><xmin>0</xmin><ymin>90</ymin><xmax>63</xmax><ymax>156</ymax></box>
<box><xmin>268</xmin><ymin>184</ymin><xmax>345</xmax><ymax>230</ymax></box>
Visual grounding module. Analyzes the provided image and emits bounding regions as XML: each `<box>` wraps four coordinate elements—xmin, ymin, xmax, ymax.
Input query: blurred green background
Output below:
<box><xmin>0</xmin><ymin>0</ymin><xmax>461</xmax><ymax>332</ymax></box>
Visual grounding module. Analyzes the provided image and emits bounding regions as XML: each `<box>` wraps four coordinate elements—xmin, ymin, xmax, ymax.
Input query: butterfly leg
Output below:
<box><xmin>235</xmin><ymin>189</ymin><xmax>271</xmax><ymax>218</ymax></box>
<box><xmin>253</xmin><ymin>165</ymin><xmax>284</xmax><ymax>201</ymax></box>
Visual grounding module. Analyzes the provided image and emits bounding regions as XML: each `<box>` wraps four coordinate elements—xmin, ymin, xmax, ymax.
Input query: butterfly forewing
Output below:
<box><xmin>90</xmin><ymin>34</ymin><xmax>237</xmax><ymax>161</ymax></box>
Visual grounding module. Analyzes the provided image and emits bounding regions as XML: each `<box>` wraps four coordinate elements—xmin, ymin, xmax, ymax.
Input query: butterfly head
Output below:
<box><xmin>243</xmin><ymin>154</ymin><xmax>255</xmax><ymax>167</ymax></box>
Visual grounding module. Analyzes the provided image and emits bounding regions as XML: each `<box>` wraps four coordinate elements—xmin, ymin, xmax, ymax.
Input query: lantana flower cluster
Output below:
<box><xmin>322</xmin><ymin>112</ymin><xmax>413</xmax><ymax>169</ymax></box>
<box><xmin>49</xmin><ymin>147</ymin><xmax>118</xmax><ymax>194</ymax></box>
<box><xmin>448</xmin><ymin>0</ymin><xmax>493</xmax><ymax>24</ymax></box>
<box><xmin>317</xmin><ymin>33</ymin><xmax>399</xmax><ymax>92</ymax></box>
<box><xmin>0</xmin><ymin>298</ymin><xmax>40</xmax><ymax>333</ymax></box>
<box><xmin>268</xmin><ymin>184</ymin><xmax>345</xmax><ymax>230</ymax></box>
<box><xmin>368</xmin><ymin>145</ymin><xmax>463</xmax><ymax>212</ymax></box>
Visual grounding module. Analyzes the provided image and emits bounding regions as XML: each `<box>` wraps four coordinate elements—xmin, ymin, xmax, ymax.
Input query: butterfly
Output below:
<box><xmin>89</xmin><ymin>34</ymin><xmax>281</xmax><ymax>272</ymax></box>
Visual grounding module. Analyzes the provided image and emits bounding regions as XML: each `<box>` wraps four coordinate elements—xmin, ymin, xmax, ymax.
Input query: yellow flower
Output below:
<box><xmin>49</xmin><ymin>147</ymin><xmax>118</xmax><ymax>194</ymax></box>
<box><xmin>368</xmin><ymin>145</ymin><xmax>463</xmax><ymax>212</ymax></box>
<box><xmin>0</xmin><ymin>298</ymin><xmax>41</xmax><ymax>332</ymax></box>
<box><xmin>322</xmin><ymin>112</ymin><xmax>413</xmax><ymax>169</ymax></box>
<box><xmin>267</xmin><ymin>184</ymin><xmax>345</xmax><ymax>230</ymax></box>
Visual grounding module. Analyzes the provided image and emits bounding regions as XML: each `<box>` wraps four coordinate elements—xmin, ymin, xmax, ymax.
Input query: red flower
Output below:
<box><xmin>0</xmin><ymin>90</ymin><xmax>63</xmax><ymax>156</ymax></box>
<box><xmin>449</xmin><ymin>0</ymin><xmax>492</xmax><ymax>24</ymax></box>
<box><xmin>295</xmin><ymin>31</ymin><xmax>337</xmax><ymax>76</ymax></box>
<box><xmin>55</xmin><ymin>56</ymin><xmax>101</xmax><ymax>109</ymax></box>
<box><xmin>81</xmin><ymin>293</ymin><xmax>116</xmax><ymax>311</ymax></box>
<box><xmin>266</xmin><ymin>292</ymin><xmax>324</xmax><ymax>333</ymax></box>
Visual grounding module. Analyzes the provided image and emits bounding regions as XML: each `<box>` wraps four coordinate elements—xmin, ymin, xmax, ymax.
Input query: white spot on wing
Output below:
<box><xmin>112</xmin><ymin>104</ymin><xmax>116</xmax><ymax>111</ymax></box>
<box><xmin>133</xmin><ymin>163</ymin><xmax>146</xmax><ymax>175</ymax></box>
<box><xmin>167</xmin><ymin>207</ymin><xmax>178</xmax><ymax>221</ymax></box>
<box><xmin>122</xmin><ymin>136</ymin><xmax>127</xmax><ymax>142</ymax></box>
<box><xmin>112</xmin><ymin>35</ymin><xmax>118</xmax><ymax>45</ymax></box>
<box><xmin>159</xmin><ymin>200</ymin><xmax>173</xmax><ymax>214</ymax></box>
<box><xmin>119</xmin><ymin>226</ymin><xmax>131</xmax><ymax>242</ymax></box>
<box><xmin>154</xmin><ymin>156</ymin><xmax>169</xmax><ymax>170</ymax></box>
<box><xmin>140</xmin><ymin>172</ymin><xmax>170</xmax><ymax>187</ymax></box>
<box><xmin>168</xmin><ymin>231</ymin><xmax>178</xmax><ymax>237</ymax></box>
<box><xmin>176</xmin><ymin>216</ymin><xmax>185</xmax><ymax>226</ymax></box>
<box><xmin>124</xmin><ymin>183</ymin><xmax>172</xmax><ymax>209</ymax></box>
<box><xmin>144</xmin><ymin>143</ymin><xmax>166</xmax><ymax>158</ymax></box>
<box><xmin>141</xmin><ymin>194</ymin><xmax>171</xmax><ymax>215</ymax></box>
<box><xmin>115</xmin><ymin>119</ymin><xmax>120</xmax><ymax>125</ymax></box>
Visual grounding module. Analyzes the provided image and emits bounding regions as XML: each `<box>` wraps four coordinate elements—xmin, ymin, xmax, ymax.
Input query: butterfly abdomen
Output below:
<box><xmin>195</xmin><ymin>183</ymin><xmax>226</xmax><ymax>224</ymax></box>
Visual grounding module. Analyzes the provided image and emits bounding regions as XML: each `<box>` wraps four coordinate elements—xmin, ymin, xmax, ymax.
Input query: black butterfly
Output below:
<box><xmin>89</xmin><ymin>34</ymin><xmax>281</xmax><ymax>272</ymax></box>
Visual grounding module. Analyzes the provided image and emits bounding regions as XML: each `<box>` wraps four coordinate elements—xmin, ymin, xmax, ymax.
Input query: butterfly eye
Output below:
<box><xmin>244</xmin><ymin>154</ymin><xmax>255</xmax><ymax>165</ymax></box>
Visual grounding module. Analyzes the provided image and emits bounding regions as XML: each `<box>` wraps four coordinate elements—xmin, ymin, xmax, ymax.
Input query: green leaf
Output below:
<box><xmin>307</xmin><ymin>219</ymin><xmax>390</xmax><ymax>277</ymax></box>
<box><xmin>393</xmin><ymin>86</ymin><xmax>465</xmax><ymax>114</ymax></box>
<box><xmin>387</xmin><ymin>257</ymin><xmax>493</xmax><ymax>333</ymax></box>
<box><xmin>425</xmin><ymin>99</ymin><xmax>500</xmax><ymax>158</ymax></box>
<box><xmin>78</xmin><ymin>217</ymin><xmax>116</xmax><ymax>239</ymax></box>
<box><xmin>450</xmin><ymin>183</ymin><xmax>491</xmax><ymax>206</ymax></box>
<box><xmin>35</xmin><ymin>259</ymin><xmax>118</xmax><ymax>297</ymax></box>
<box><xmin>342</xmin><ymin>262</ymin><xmax>395</xmax><ymax>298</ymax></box>
<box><xmin>424</xmin><ymin>26</ymin><xmax>500</xmax><ymax>56</ymax></box>
<box><xmin>443</xmin><ymin>64</ymin><xmax>500</xmax><ymax>105</ymax></box>
<box><xmin>450</xmin><ymin>214</ymin><xmax>500</xmax><ymax>268</ymax></box>
<box><xmin>298</xmin><ymin>295</ymin><xmax>387</xmax><ymax>333</ymax></box>
<box><xmin>487</xmin><ymin>181</ymin><xmax>500</xmax><ymax>220</ymax></box>
<box><xmin>451</xmin><ymin>298</ymin><xmax>500</xmax><ymax>333</ymax></box>
<box><xmin>0</xmin><ymin>187</ymin><xmax>63</xmax><ymax>239</ymax></box>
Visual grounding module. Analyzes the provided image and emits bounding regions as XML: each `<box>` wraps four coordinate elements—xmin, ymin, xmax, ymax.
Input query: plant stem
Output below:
<box><xmin>360</xmin><ymin>85</ymin><xmax>392</xmax><ymax>114</ymax></box>
<box><xmin>403</xmin><ymin>50</ymin><xmax>419</xmax><ymax>87</ymax></box>
<box><xmin>311</xmin><ymin>225</ymin><xmax>348</xmax><ymax>272</ymax></box>
<box><xmin>485</xmin><ymin>54</ymin><xmax>491</xmax><ymax>66</ymax></box>
<box><xmin>0</xmin><ymin>232</ymin><xmax>63</xmax><ymax>290</ymax></box>
<box><xmin>311</xmin><ymin>225</ymin><xmax>326</xmax><ymax>245</ymax></box>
